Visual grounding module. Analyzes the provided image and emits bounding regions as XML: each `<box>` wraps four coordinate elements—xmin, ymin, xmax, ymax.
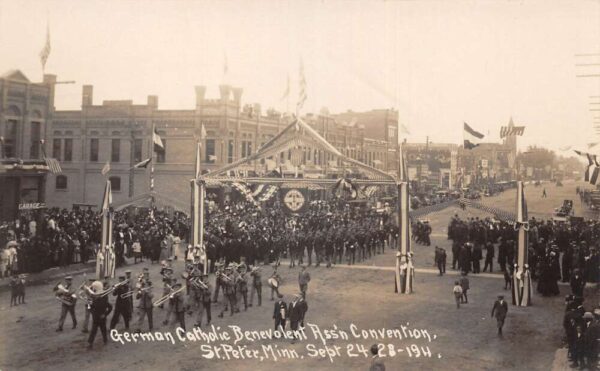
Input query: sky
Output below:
<box><xmin>0</xmin><ymin>0</ymin><xmax>598</xmax><ymax>154</ymax></box>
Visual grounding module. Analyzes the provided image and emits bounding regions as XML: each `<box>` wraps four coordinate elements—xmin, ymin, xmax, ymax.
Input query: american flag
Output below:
<box><xmin>500</xmin><ymin>125</ymin><xmax>525</xmax><ymax>138</ymax></box>
<box><xmin>296</xmin><ymin>58</ymin><xmax>307</xmax><ymax>115</ymax></box>
<box><xmin>39</xmin><ymin>23</ymin><xmax>51</xmax><ymax>71</ymax></box>
<box><xmin>44</xmin><ymin>157</ymin><xmax>62</xmax><ymax>174</ymax></box>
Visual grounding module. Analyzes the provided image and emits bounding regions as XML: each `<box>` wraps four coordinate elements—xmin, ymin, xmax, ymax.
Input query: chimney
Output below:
<box><xmin>231</xmin><ymin>87</ymin><xmax>243</xmax><ymax>105</ymax></box>
<box><xmin>147</xmin><ymin>95</ymin><xmax>158</xmax><ymax>108</ymax></box>
<box><xmin>195</xmin><ymin>86</ymin><xmax>206</xmax><ymax>106</ymax></box>
<box><xmin>82</xmin><ymin>85</ymin><xmax>93</xmax><ymax>107</ymax></box>
<box><xmin>219</xmin><ymin>84</ymin><xmax>231</xmax><ymax>103</ymax></box>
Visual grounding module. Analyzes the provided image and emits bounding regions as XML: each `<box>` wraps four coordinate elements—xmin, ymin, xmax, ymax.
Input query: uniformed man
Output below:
<box><xmin>87</xmin><ymin>281</ymin><xmax>113</xmax><ymax>349</ymax></box>
<box><xmin>249</xmin><ymin>265</ymin><xmax>262</xmax><ymax>307</ymax></box>
<box><xmin>55</xmin><ymin>276</ymin><xmax>77</xmax><ymax>331</ymax></box>
<box><xmin>171</xmin><ymin>282</ymin><xmax>186</xmax><ymax>331</ymax></box>
<box><xmin>212</xmin><ymin>262</ymin><xmax>225</xmax><ymax>303</ymax></box>
<box><xmin>491</xmin><ymin>294</ymin><xmax>508</xmax><ymax>336</ymax></box>
<box><xmin>193</xmin><ymin>273</ymin><xmax>212</xmax><ymax>328</ymax></box>
<box><xmin>298</xmin><ymin>265</ymin><xmax>311</xmax><ymax>299</ymax></box>
<box><xmin>125</xmin><ymin>270</ymin><xmax>134</xmax><ymax>314</ymax></box>
<box><xmin>135</xmin><ymin>280</ymin><xmax>154</xmax><ymax>332</ymax></box>
<box><xmin>110</xmin><ymin>275</ymin><xmax>131</xmax><ymax>330</ymax></box>
<box><xmin>236</xmin><ymin>266</ymin><xmax>249</xmax><ymax>311</ymax></box>
<box><xmin>218</xmin><ymin>266</ymin><xmax>236</xmax><ymax>317</ymax></box>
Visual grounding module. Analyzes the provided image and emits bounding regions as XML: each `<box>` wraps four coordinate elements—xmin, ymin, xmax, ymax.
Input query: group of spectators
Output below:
<box><xmin>0</xmin><ymin>207</ymin><xmax>189</xmax><ymax>276</ymax></box>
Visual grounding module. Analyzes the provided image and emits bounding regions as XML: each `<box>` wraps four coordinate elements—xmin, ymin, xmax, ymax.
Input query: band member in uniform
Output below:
<box><xmin>135</xmin><ymin>280</ymin><xmax>154</xmax><ymax>332</ymax></box>
<box><xmin>249</xmin><ymin>265</ymin><xmax>262</xmax><ymax>307</ymax></box>
<box><xmin>269</xmin><ymin>265</ymin><xmax>282</xmax><ymax>301</ymax></box>
<box><xmin>236</xmin><ymin>265</ymin><xmax>249</xmax><ymax>311</ymax></box>
<box><xmin>171</xmin><ymin>282</ymin><xmax>186</xmax><ymax>330</ymax></box>
<box><xmin>125</xmin><ymin>270</ymin><xmax>134</xmax><ymax>314</ymax></box>
<box><xmin>212</xmin><ymin>262</ymin><xmax>225</xmax><ymax>303</ymax></box>
<box><xmin>110</xmin><ymin>275</ymin><xmax>131</xmax><ymax>330</ymax></box>
<box><xmin>87</xmin><ymin>281</ymin><xmax>113</xmax><ymax>349</ymax></box>
<box><xmin>162</xmin><ymin>278</ymin><xmax>177</xmax><ymax>325</ymax></box>
<box><xmin>193</xmin><ymin>273</ymin><xmax>212</xmax><ymax>328</ymax></box>
<box><xmin>81</xmin><ymin>278</ymin><xmax>95</xmax><ymax>333</ymax></box>
<box><xmin>298</xmin><ymin>265</ymin><xmax>311</xmax><ymax>299</ymax></box>
<box><xmin>55</xmin><ymin>276</ymin><xmax>77</xmax><ymax>331</ymax></box>
<box><xmin>218</xmin><ymin>266</ymin><xmax>236</xmax><ymax>318</ymax></box>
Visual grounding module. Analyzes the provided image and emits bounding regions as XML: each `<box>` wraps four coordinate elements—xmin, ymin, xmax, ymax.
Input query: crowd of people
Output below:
<box><xmin>0</xmin><ymin>207</ymin><xmax>189</xmax><ymax>276</ymax></box>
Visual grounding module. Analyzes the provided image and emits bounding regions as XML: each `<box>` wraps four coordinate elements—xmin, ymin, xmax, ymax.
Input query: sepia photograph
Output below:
<box><xmin>0</xmin><ymin>0</ymin><xmax>599</xmax><ymax>370</ymax></box>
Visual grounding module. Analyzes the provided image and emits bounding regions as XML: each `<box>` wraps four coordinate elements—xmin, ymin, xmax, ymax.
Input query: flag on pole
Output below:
<box><xmin>101</xmin><ymin>161</ymin><xmax>111</xmax><ymax>175</ymax></box>
<box><xmin>296</xmin><ymin>58</ymin><xmax>307</xmax><ymax>115</ymax></box>
<box><xmin>399</xmin><ymin>122</ymin><xmax>411</xmax><ymax>135</ymax></box>
<box><xmin>153</xmin><ymin>127</ymin><xmax>164</xmax><ymax>151</ymax></box>
<box><xmin>500</xmin><ymin>126</ymin><xmax>526</xmax><ymax>138</ymax></box>
<box><xmin>463</xmin><ymin>122</ymin><xmax>485</xmax><ymax>149</ymax></box>
<box><xmin>575</xmin><ymin>150</ymin><xmax>597</xmax><ymax>182</ymax></box>
<box><xmin>39</xmin><ymin>23</ymin><xmax>51</xmax><ymax>71</ymax></box>
<box><xmin>44</xmin><ymin>157</ymin><xmax>62</xmax><ymax>174</ymax></box>
<box><xmin>133</xmin><ymin>158</ymin><xmax>152</xmax><ymax>169</ymax></box>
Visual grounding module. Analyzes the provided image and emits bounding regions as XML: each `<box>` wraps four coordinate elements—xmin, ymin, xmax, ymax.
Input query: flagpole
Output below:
<box><xmin>512</xmin><ymin>181</ymin><xmax>531</xmax><ymax>306</ymax></box>
<box><xmin>150</xmin><ymin>123</ymin><xmax>156</xmax><ymax>203</ymax></box>
<box><xmin>395</xmin><ymin>142</ymin><xmax>413</xmax><ymax>294</ymax></box>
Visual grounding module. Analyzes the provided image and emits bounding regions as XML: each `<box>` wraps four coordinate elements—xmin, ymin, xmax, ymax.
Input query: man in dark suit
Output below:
<box><xmin>273</xmin><ymin>294</ymin><xmax>287</xmax><ymax>331</ymax></box>
<box><xmin>491</xmin><ymin>294</ymin><xmax>508</xmax><ymax>336</ymax></box>
<box><xmin>288</xmin><ymin>293</ymin><xmax>306</xmax><ymax>342</ymax></box>
<box><xmin>88</xmin><ymin>285</ymin><xmax>113</xmax><ymax>349</ymax></box>
<box><xmin>110</xmin><ymin>275</ymin><xmax>131</xmax><ymax>330</ymax></box>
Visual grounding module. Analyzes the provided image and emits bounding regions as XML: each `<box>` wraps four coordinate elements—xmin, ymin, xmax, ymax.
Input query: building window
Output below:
<box><xmin>64</xmin><ymin>139</ymin><xmax>73</xmax><ymax>162</ymax></box>
<box><xmin>133</xmin><ymin>139</ymin><xmax>143</xmax><ymax>163</ymax></box>
<box><xmin>241</xmin><ymin>141</ymin><xmax>252</xmax><ymax>158</ymax></box>
<box><xmin>156</xmin><ymin>140</ymin><xmax>166</xmax><ymax>163</ymax></box>
<box><xmin>90</xmin><ymin>138</ymin><xmax>99</xmax><ymax>162</ymax></box>
<box><xmin>228</xmin><ymin>139</ymin><xmax>234</xmax><ymax>163</ymax></box>
<box><xmin>205</xmin><ymin>139</ymin><xmax>215</xmax><ymax>163</ymax></box>
<box><xmin>109</xmin><ymin>176</ymin><xmax>121</xmax><ymax>191</ymax></box>
<box><xmin>111</xmin><ymin>139</ymin><xmax>120</xmax><ymax>162</ymax></box>
<box><xmin>53</xmin><ymin>138</ymin><xmax>62</xmax><ymax>160</ymax></box>
<box><xmin>30</xmin><ymin>122</ymin><xmax>41</xmax><ymax>159</ymax></box>
<box><xmin>56</xmin><ymin>175</ymin><xmax>68</xmax><ymax>190</ymax></box>
<box><xmin>3</xmin><ymin>120</ymin><xmax>17</xmax><ymax>158</ymax></box>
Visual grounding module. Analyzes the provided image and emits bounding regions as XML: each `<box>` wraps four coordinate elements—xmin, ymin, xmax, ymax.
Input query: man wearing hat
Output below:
<box><xmin>491</xmin><ymin>294</ymin><xmax>508</xmax><ymax>336</ymax></box>
<box><xmin>88</xmin><ymin>280</ymin><xmax>113</xmax><ymax>349</ymax></box>
<box><xmin>218</xmin><ymin>266</ymin><xmax>237</xmax><ymax>318</ymax></box>
<box><xmin>298</xmin><ymin>265</ymin><xmax>311</xmax><ymax>300</ymax></box>
<box><xmin>288</xmin><ymin>293</ymin><xmax>307</xmax><ymax>340</ymax></box>
<box><xmin>193</xmin><ymin>273</ymin><xmax>212</xmax><ymax>328</ymax></box>
<box><xmin>171</xmin><ymin>282</ymin><xmax>186</xmax><ymax>331</ymax></box>
<box><xmin>125</xmin><ymin>270</ymin><xmax>134</xmax><ymax>314</ymax></box>
<box><xmin>82</xmin><ymin>277</ymin><xmax>96</xmax><ymax>333</ymax></box>
<box><xmin>135</xmin><ymin>280</ymin><xmax>154</xmax><ymax>332</ymax></box>
<box><xmin>55</xmin><ymin>276</ymin><xmax>77</xmax><ymax>332</ymax></box>
<box><xmin>584</xmin><ymin>309</ymin><xmax>600</xmax><ymax>367</ymax></box>
<box><xmin>110</xmin><ymin>275</ymin><xmax>132</xmax><ymax>331</ymax></box>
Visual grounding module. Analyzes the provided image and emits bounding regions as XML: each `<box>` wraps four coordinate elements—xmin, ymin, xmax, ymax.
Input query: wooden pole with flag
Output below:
<box><xmin>97</xmin><ymin>180</ymin><xmax>115</xmax><ymax>279</ymax></box>
<box><xmin>512</xmin><ymin>181</ymin><xmax>531</xmax><ymax>306</ymax></box>
<box><xmin>191</xmin><ymin>140</ymin><xmax>208</xmax><ymax>274</ymax></box>
<box><xmin>395</xmin><ymin>142</ymin><xmax>413</xmax><ymax>294</ymax></box>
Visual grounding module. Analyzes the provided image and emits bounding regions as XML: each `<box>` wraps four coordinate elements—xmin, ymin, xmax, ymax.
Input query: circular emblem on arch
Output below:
<box><xmin>283</xmin><ymin>189</ymin><xmax>305</xmax><ymax>212</ymax></box>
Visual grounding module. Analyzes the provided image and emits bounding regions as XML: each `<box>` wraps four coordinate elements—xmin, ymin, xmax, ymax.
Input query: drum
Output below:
<box><xmin>268</xmin><ymin>277</ymin><xmax>279</xmax><ymax>288</ymax></box>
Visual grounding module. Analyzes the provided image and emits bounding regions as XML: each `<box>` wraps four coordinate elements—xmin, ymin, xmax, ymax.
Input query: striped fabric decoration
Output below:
<box><xmin>500</xmin><ymin>126</ymin><xmax>526</xmax><ymax>138</ymax></box>
<box><xmin>232</xmin><ymin>182</ymin><xmax>259</xmax><ymax>207</ymax></box>
<box><xmin>44</xmin><ymin>157</ymin><xmax>62</xmax><ymax>174</ymax></box>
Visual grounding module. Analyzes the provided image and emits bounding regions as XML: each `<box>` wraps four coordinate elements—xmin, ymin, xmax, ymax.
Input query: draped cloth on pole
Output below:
<box><xmin>191</xmin><ymin>141</ymin><xmax>208</xmax><ymax>274</ymax></box>
<box><xmin>97</xmin><ymin>180</ymin><xmax>115</xmax><ymax>279</ymax></box>
<box><xmin>395</xmin><ymin>144</ymin><xmax>414</xmax><ymax>294</ymax></box>
<box><xmin>512</xmin><ymin>181</ymin><xmax>531</xmax><ymax>306</ymax></box>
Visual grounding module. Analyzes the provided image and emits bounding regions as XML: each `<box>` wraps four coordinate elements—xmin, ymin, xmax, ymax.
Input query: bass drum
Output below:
<box><xmin>267</xmin><ymin>277</ymin><xmax>279</xmax><ymax>288</ymax></box>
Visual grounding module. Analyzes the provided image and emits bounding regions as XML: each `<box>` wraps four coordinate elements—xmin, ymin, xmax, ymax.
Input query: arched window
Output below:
<box><xmin>56</xmin><ymin>175</ymin><xmax>68</xmax><ymax>190</ymax></box>
<box><xmin>109</xmin><ymin>176</ymin><xmax>121</xmax><ymax>191</ymax></box>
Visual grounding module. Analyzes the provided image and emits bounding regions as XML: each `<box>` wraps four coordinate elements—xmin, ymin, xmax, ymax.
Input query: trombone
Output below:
<box><xmin>120</xmin><ymin>286</ymin><xmax>151</xmax><ymax>299</ymax></box>
<box><xmin>190</xmin><ymin>277</ymin><xmax>208</xmax><ymax>290</ymax></box>
<box><xmin>87</xmin><ymin>279</ymin><xmax>130</xmax><ymax>298</ymax></box>
<box><xmin>153</xmin><ymin>286</ymin><xmax>185</xmax><ymax>307</ymax></box>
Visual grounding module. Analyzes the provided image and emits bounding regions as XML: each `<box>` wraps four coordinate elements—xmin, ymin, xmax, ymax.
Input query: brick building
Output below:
<box><xmin>47</xmin><ymin>83</ymin><xmax>401</xmax><ymax>210</ymax></box>
<box><xmin>0</xmin><ymin>70</ymin><xmax>55</xmax><ymax>221</ymax></box>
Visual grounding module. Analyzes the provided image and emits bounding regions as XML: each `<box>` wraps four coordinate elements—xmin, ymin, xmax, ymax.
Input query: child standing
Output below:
<box><xmin>453</xmin><ymin>281</ymin><xmax>463</xmax><ymax>309</ymax></box>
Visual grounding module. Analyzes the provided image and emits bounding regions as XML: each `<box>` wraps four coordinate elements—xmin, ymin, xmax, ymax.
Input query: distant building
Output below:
<box><xmin>0</xmin><ymin>70</ymin><xmax>55</xmax><ymax>221</ymax></box>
